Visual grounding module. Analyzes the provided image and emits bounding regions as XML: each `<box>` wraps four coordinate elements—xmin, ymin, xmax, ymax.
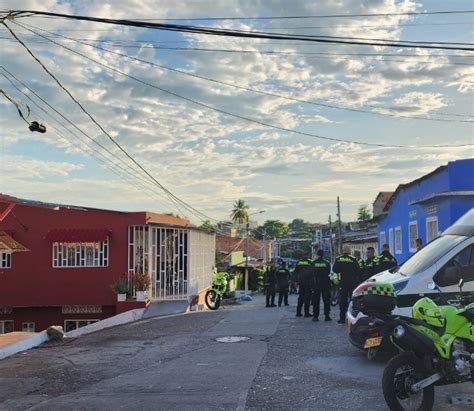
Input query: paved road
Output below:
<box><xmin>0</xmin><ymin>295</ymin><xmax>471</xmax><ymax>410</ymax></box>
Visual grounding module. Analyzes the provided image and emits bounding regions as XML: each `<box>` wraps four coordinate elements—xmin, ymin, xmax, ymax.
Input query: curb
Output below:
<box><xmin>0</xmin><ymin>331</ymin><xmax>49</xmax><ymax>361</ymax></box>
<box><xmin>65</xmin><ymin>308</ymin><xmax>146</xmax><ymax>338</ymax></box>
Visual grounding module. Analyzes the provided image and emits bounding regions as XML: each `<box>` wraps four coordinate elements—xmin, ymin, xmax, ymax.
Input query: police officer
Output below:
<box><xmin>332</xmin><ymin>244</ymin><xmax>361</xmax><ymax>324</ymax></box>
<box><xmin>295</xmin><ymin>254</ymin><xmax>314</xmax><ymax>317</ymax></box>
<box><xmin>264</xmin><ymin>261</ymin><xmax>277</xmax><ymax>307</ymax></box>
<box><xmin>276</xmin><ymin>262</ymin><xmax>290</xmax><ymax>307</ymax></box>
<box><xmin>312</xmin><ymin>249</ymin><xmax>332</xmax><ymax>322</ymax></box>
<box><xmin>353</xmin><ymin>250</ymin><xmax>365</xmax><ymax>282</ymax></box>
<box><xmin>364</xmin><ymin>246</ymin><xmax>379</xmax><ymax>280</ymax></box>
<box><xmin>378</xmin><ymin>243</ymin><xmax>398</xmax><ymax>272</ymax></box>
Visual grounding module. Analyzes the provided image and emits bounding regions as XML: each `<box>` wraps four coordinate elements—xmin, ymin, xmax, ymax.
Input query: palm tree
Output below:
<box><xmin>230</xmin><ymin>199</ymin><xmax>249</xmax><ymax>224</ymax></box>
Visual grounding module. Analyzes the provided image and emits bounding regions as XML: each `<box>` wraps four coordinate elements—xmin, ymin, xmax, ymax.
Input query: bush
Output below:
<box><xmin>111</xmin><ymin>276</ymin><xmax>129</xmax><ymax>294</ymax></box>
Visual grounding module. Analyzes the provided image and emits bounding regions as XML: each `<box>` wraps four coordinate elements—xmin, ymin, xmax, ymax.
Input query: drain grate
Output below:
<box><xmin>215</xmin><ymin>336</ymin><xmax>250</xmax><ymax>343</ymax></box>
<box><xmin>449</xmin><ymin>394</ymin><xmax>474</xmax><ymax>406</ymax></box>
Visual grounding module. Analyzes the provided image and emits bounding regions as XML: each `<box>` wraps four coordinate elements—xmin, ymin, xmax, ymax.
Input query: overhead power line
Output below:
<box><xmin>2</xmin><ymin>21</ymin><xmax>218</xmax><ymax>224</ymax></box>
<box><xmin>11</xmin><ymin>22</ymin><xmax>473</xmax><ymax>148</ymax></box>
<box><xmin>4</xmin><ymin>11</ymin><xmax>474</xmax><ymax>51</ymax></box>
<box><xmin>90</xmin><ymin>10</ymin><xmax>474</xmax><ymax>21</ymax></box>
<box><xmin>26</xmin><ymin>24</ymin><xmax>471</xmax><ymax>123</ymax></box>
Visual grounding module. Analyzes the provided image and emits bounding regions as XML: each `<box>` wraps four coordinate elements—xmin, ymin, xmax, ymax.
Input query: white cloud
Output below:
<box><xmin>0</xmin><ymin>0</ymin><xmax>472</xmax><ymax>223</ymax></box>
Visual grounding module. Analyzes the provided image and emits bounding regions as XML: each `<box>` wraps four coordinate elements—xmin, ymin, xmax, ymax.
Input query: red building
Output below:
<box><xmin>0</xmin><ymin>194</ymin><xmax>215</xmax><ymax>334</ymax></box>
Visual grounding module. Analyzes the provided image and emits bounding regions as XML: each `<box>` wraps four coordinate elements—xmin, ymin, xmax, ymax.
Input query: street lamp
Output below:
<box><xmin>245</xmin><ymin>210</ymin><xmax>265</xmax><ymax>292</ymax></box>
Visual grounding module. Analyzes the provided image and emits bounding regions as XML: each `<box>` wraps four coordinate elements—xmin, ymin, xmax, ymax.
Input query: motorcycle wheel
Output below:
<box><xmin>382</xmin><ymin>352</ymin><xmax>434</xmax><ymax>411</ymax></box>
<box><xmin>205</xmin><ymin>290</ymin><xmax>221</xmax><ymax>310</ymax></box>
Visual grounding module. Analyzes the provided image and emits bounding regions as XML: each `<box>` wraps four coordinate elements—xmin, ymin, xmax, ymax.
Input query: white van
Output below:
<box><xmin>347</xmin><ymin>208</ymin><xmax>474</xmax><ymax>349</ymax></box>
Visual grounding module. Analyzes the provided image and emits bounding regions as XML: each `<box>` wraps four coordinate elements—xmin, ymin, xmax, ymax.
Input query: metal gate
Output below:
<box><xmin>128</xmin><ymin>226</ymin><xmax>188</xmax><ymax>300</ymax></box>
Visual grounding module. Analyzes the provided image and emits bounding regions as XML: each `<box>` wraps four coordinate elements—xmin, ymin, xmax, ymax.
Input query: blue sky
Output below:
<box><xmin>0</xmin><ymin>0</ymin><xmax>473</xmax><ymax>225</ymax></box>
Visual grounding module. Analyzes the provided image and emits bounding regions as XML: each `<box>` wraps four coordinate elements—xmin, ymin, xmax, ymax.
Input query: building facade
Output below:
<box><xmin>0</xmin><ymin>194</ymin><xmax>215</xmax><ymax>334</ymax></box>
<box><xmin>377</xmin><ymin>159</ymin><xmax>474</xmax><ymax>263</ymax></box>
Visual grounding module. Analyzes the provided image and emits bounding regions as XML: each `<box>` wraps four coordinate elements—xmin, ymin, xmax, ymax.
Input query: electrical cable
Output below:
<box><xmin>30</xmin><ymin>25</ymin><xmax>471</xmax><ymax>123</ymax></box>
<box><xmin>12</xmin><ymin>22</ymin><xmax>473</xmax><ymax>149</ymax></box>
<box><xmin>2</xmin><ymin>21</ymin><xmax>218</xmax><ymax>224</ymax></box>
<box><xmin>0</xmin><ymin>69</ymin><xmax>192</xmax><ymax>216</ymax></box>
<box><xmin>4</xmin><ymin>11</ymin><xmax>474</xmax><ymax>51</ymax></box>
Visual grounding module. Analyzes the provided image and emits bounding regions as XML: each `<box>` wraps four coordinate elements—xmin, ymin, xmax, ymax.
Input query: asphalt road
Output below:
<box><xmin>0</xmin><ymin>294</ymin><xmax>471</xmax><ymax>410</ymax></box>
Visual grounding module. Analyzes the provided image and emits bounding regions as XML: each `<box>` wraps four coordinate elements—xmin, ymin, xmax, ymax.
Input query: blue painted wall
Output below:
<box><xmin>377</xmin><ymin>159</ymin><xmax>474</xmax><ymax>263</ymax></box>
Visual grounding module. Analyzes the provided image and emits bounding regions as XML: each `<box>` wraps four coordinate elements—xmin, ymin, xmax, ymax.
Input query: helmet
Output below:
<box><xmin>412</xmin><ymin>297</ymin><xmax>445</xmax><ymax>328</ymax></box>
<box><xmin>329</xmin><ymin>272</ymin><xmax>340</xmax><ymax>286</ymax></box>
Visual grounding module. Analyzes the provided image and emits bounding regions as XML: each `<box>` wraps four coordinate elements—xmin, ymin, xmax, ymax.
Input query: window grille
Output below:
<box><xmin>53</xmin><ymin>239</ymin><xmax>108</xmax><ymax>267</ymax></box>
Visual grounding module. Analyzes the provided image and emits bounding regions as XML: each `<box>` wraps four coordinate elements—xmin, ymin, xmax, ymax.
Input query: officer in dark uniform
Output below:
<box><xmin>295</xmin><ymin>254</ymin><xmax>314</xmax><ymax>317</ymax></box>
<box><xmin>312</xmin><ymin>249</ymin><xmax>332</xmax><ymax>322</ymax></box>
<box><xmin>378</xmin><ymin>243</ymin><xmax>398</xmax><ymax>272</ymax></box>
<box><xmin>332</xmin><ymin>244</ymin><xmax>361</xmax><ymax>324</ymax></box>
<box><xmin>364</xmin><ymin>246</ymin><xmax>379</xmax><ymax>280</ymax></box>
<box><xmin>276</xmin><ymin>262</ymin><xmax>290</xmax><ymax>307</ymax></box>
<box><xmin>264</xmin><ymin>261</ymin><xmax>277</xmax><ymax>307</ymax></box>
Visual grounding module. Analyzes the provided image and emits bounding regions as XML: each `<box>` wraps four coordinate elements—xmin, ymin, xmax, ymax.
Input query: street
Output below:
<box><xmin>0</xmin><ymin>295</ymin><xmax>471</xmax><ymax>411</ymax></box>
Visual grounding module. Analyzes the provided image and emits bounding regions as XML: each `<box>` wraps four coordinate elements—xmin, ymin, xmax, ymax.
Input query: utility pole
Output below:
<box><xmin>245</xmin><ymin>221</ymin><xmax>249</xmax><ymax>291</ymax></box>
<box><xmin>328</xmin><ymin>215</ymin><xmax>334</xmax><ymax>263</ymax></box>
<box><xmin>337</xmin><ymin>196</ymin><xmax>343</xmax><ymax>254</ymax></box>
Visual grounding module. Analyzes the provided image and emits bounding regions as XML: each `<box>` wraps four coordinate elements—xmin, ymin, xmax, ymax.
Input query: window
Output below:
<box><xmin>409</xmin><ymin>221</ymin><xmax>418</xmax><ymax>253</ymax></box>
<box><xmin>22</xmin><ymin>322</ymin><xmax>35</xmax><ymax>332</ymax></box>
<box><xmin>0</xmin><ymin>321</ymin><xmax>14</xmax><ymax>334</ymax></box>
<box><xmin>434</xmin><ymin>244</ymin><xmax>474</xmax><ymax>287</ymax></box>
<box><xmin>389</xmin><ymin>228</ymin><xmax>394</xmax><ymax>254</ymax></box>
<box><xmin>0</xmin><ymin>252</ymin><xmax>11</xmax><ymax>268</ymax></box>
<box><xmin>395</xmin><ymin>226</ymin><xmax>402</xmax><ymax>254</ymax></box>
<box><xmin>53</xmin><ymin>240</ymin><xmax>108</xmax><ymax>267</ymax></box>
<box><xmin>64</xmin><ymin>319</ymin><xmax>99</xmax><ymax>332</ymax></box>
<box><xmin>379</xmin><ymin>231</ymin><xmax>386</xmax><ymax>253</ymax></box>
<box><xmin>426</xmin><ymin>216</ymin><xmax>439</xmax><ymax>243</ymax></box>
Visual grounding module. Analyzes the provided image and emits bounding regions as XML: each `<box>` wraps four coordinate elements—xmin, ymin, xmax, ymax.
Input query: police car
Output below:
<box><xmin>347</xmin><ymin>208</ymin><xmax>474</xmax><ymax>350</ymax></box>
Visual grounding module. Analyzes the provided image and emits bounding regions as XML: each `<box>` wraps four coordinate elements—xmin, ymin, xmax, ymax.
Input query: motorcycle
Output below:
<box><xmin>204</xmin><ymin>271</ymin><xmax>236</xmax><ymax>310</ymax></box>
<box><xmin>365</xmin><ymin>278</ymin><xmax>473</xmax><ymax>411</ymax></box>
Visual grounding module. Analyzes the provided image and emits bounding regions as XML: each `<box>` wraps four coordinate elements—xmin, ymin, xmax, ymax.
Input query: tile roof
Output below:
<box><xmin>0</xmin><ymin>231</ymin><xmax>29</xmax><ymax>252</ymax></box>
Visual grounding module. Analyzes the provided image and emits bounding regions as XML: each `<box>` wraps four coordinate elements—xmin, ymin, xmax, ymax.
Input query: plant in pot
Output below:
<box><xmin>111</xmin><ymin>276</ymin><xmax>129</xmax><ymax>302</ymax></box>
<box><xmin>134</xmin><ymin>273</ymin><xmax>151</xmax><ymax>301</ymax></box>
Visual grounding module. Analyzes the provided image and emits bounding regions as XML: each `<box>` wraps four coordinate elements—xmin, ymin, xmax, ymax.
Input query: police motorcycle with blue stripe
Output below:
<box><xmin>347</xmin><ymin>209</ymin><xmax>474</xmax><ymax>358</ymax></box>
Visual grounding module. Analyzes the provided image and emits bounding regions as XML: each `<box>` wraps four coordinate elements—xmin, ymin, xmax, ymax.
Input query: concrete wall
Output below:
<box><xmin>187</xmin><ymin>230</ymin><xmax>215</xmax><ymax>299</ymax></box>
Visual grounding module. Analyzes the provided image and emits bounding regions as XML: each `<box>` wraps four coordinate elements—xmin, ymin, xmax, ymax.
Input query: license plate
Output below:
<box><xmin>364</xmin><ymin>336</ymin><xmax>383</xmax><ymax>349</ymax></box>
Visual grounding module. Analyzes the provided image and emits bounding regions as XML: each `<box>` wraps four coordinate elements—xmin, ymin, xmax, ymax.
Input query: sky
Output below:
<box><xmin>0</xmin><ymin>0</ymin><xmax>473</xmax><ymax>225</ymax></box>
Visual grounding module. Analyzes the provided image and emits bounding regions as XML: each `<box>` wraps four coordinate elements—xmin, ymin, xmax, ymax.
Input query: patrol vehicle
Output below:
<box><xmin>347</xmin><ymin>208</ymin><xmax>474</xmax><ymax>351</ymax></box>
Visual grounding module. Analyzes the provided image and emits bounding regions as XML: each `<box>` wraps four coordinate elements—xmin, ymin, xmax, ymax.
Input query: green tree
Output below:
<box><xmin>288</xmin><ymin>218</ymin><xmax>313</xmax><ymax>239</ymax></box>
<box><xmin>357</xmin><ymin>205</ymin><xmax>372</xmax><ymax>227</ymax></box>
<box><xmin>230</xmin><ymin>199</ymin><xmax>250</xmax><ymax>224</ymax></box>
<box><xmin>253</xmin><ymin>220</ymin><xmax>288</xmax><ymax>239</ymax></box>
<box><xmin>199</xmin><ymin>220</ymin><xmax>216</xmax><ymax>231</ymax></box>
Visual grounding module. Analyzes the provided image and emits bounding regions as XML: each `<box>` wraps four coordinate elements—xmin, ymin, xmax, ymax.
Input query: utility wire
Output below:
<box><xmin>92</xmin><ymin>10</ymin><xmax>474</xmax><ymax>21</ymax></box>
<box><xmin>13</xmin><ymin>23</ymin><xmax>473</xmax><ymax>148</ymax></box>
<box><xmin>26</xmin><ymin>24</ymin><xmax>471</xmax><ymax>123</ymax></box>
<box><xmin>1</xmin><ymin>73</ymin><xmax>188</xmax><ymax>214</ymax></box>
<box><xmin>3</xmin><ymin>33</ymin><xmax>472</xmax><ymax>68</ymax></box>
<box><xmin>4</xmin><ymin>11</ymin><xmax>474</xmax><ymax>51</ymax></box>
<box><xmin>0</xmin><ymin>68</ymin><xmax>191</xmax><ymax>216</ymax></box>
<box><xmin>3</xmin><ymin>21</ymin><xmax>218</xmax><ymax>223</ymax></box>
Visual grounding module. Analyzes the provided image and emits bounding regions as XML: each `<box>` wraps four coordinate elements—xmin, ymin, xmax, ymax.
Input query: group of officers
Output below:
<box><xmin>264</xmin><ymin>243</ymin><xmax>397</xmax><ymax>324</ymax></box>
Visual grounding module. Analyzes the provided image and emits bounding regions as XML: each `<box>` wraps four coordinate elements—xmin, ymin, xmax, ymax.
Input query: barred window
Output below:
<box><xmin>53</xmin><ymin>240</ymin><xmax>108</xmax><ymax>267</ymax></box>
<box><xmin>0</xmin><ymin>252</ymin><xmax>11</xmax><ymax>268</ymax></box>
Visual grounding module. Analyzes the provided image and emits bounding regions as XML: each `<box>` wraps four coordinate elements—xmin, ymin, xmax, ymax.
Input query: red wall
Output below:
<box><xmin>0</xmin><ymin>202</ymin><xmax>146</xmax><ymax>308</ymax></box>
<box><xmin>0</xmin><ymin>305</ymin><xmax>116</xmax><ymax>332</ymax></box>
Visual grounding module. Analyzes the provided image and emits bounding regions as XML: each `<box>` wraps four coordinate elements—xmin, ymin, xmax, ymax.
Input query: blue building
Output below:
<box><xmin>377</xmin><ymin>159</ymin><xmax>474</xmax><ymax>263</ymax></box>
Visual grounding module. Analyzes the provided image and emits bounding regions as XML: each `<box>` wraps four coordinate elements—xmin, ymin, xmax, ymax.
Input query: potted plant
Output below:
<box><xmin>111</xmin><ymin>276</ymin><xmax>129</xmax><ymax>302</ymax></box>
<box><xmin>134</xmin><ymin>273</ymin><xmax>151</xmax><ymax>301</ymax></box>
